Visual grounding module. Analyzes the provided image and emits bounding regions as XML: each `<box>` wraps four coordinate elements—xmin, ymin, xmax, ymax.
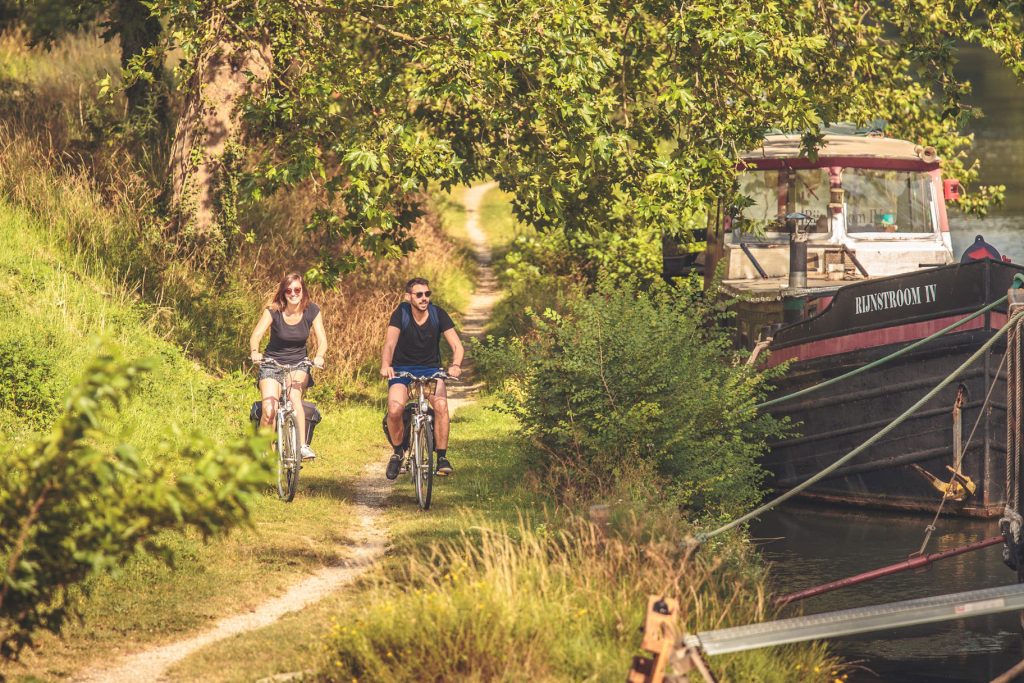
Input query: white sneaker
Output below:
<box><xmin>300</xmin><ymin>444</ymin><xmax>317</xmax><ymax>461</ymax></box>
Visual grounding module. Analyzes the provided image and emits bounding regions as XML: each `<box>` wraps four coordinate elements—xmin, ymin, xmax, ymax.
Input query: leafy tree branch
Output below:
<box><xmin>0</xmin><ymin>353</ymin><xmax>272</xmax><ymax>661</ymax></box>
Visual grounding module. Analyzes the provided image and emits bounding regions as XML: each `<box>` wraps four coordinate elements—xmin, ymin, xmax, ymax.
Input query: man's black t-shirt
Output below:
<box><xmin>388</xmin><ymin>303</ymin><xmax>455</xmax><ymax>366</ymax></box>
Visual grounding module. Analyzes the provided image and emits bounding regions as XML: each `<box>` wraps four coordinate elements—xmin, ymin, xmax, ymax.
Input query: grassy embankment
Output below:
<box><xmin>0</xmin><ymin>29</ymin><xmax>476</xmax><ymax>682</ymax></box>
<box><xmin>0</xmin><ymin>192</ymin><xmax>381</xmax><ymax>681</ymax></box>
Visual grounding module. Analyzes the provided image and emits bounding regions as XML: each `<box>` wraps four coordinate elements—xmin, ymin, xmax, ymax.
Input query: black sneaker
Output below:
<box><xmin>386</xmin><ymin>453</ymin><xmax>403</xmax><ymax>480</ymax></box>
<box><xmin>436</xmin><ymin>456</ymin><xmax>453</xmax><ymax>477</ymax></box>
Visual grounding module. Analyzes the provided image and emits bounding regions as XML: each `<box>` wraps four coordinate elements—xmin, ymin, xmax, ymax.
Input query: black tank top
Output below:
<box><xmin>263</xmin><ymin>303</ymin><xmax>320</xmax><ymax>364</ymax></box>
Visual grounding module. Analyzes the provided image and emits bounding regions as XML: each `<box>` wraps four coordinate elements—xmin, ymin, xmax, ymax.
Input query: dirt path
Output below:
<box><xmin>75</xmin><ymin>181</ymin><xmax>500</xmax><ymax>683</ymax></box>
<box><xmin>447</xmin><ymin>180</ymin><xmax>499</xmax><ymax>414</ymax></box>
<box><xmin>76</xmin><ymin>462</ymin><xmax>389</xmax><ymax>683</ymax></box>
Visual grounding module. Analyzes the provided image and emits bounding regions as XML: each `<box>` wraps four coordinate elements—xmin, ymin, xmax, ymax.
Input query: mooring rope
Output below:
<box><xmin>915</xmin><ymin>351</ymin><xmax>1006</xmax><ymax>557</ymax></box>
<box><xmin>1008</xmin><ymin>314</ymin><xmax>1024</xmax><ymax>515</ymax></box>
<box><xmin>758</xmin><ymin>274</ymin><xmax>1024</xmax><ymax>411</ymax></box>
<box><xmin>701</xmin><ymin>308</ymin><xmax>1024</xmax><ymax>543</ymax></box>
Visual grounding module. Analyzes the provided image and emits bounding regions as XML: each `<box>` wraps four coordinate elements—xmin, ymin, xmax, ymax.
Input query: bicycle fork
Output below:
<box><xmin>278</xmin><ymin>405</ymin><xmax>298</xmax><ymax>466</ymax></box>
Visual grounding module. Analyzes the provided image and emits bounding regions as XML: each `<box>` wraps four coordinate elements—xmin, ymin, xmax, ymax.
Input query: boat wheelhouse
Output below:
<box><xmin>667</xmin><ymin>131</ymin><xmax>1022</xmax><ymax>516</ymax></box>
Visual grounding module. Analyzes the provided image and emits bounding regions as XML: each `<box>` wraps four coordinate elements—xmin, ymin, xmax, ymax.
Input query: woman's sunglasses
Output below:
<box><xmin>285</xmin><ymin>287</ymin><xmax>303</xmax><ymax>295</ymax></box>
<box><xmin>412</xmin><ymin>290</ymin><xmax>432</xmax><ymax>299</ymax></box>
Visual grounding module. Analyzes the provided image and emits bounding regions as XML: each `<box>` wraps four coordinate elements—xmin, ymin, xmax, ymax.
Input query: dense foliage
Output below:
<box><xmin>478</xmin><ymin>278</ymin><xmax>787</xmax><ymax>519</ymax></box>
<box><xmin>0</xmin><ymin>354</ymin><xmax>272</xmax><ymax>660</ymax></box>
<box><xmin>8</xmin><ymin>0</ymin><xmax>1017</xmax><ymax>280</ymax></box>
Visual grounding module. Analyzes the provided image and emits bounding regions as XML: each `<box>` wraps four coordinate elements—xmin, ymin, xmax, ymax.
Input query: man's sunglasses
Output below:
<box><xmin>285</xmin><ymin>287</ymin><xmax>303</xmax><ymax>295</ymax></box>
<box><xmin>412</xmin><ymin>290</ymin><xmax>432</xmax><ymax>299</ymax></box>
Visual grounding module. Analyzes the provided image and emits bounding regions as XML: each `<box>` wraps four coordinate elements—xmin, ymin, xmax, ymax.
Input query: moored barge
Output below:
<box><xmin>667</xmin><ymin>130</ymin><xmax>1022</xmax><ymax>516</ymax></box>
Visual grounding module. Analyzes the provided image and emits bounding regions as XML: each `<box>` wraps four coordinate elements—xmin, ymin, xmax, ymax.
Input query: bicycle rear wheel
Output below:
<box><xmin>276</xmin><ymin>412</ymin><xmax>301</xmax><ymax>502</ymax></box>
<box><xmin>413</xmin><ymin>419</ymin><xmax>434</xmax><ymax>510</ymax></box>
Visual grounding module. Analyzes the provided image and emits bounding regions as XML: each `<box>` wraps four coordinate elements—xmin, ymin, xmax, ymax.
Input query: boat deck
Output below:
<box><xmin>722</xmin><ymin>275</ymin><xmax>857</xmax><ymax>301</ymax></box>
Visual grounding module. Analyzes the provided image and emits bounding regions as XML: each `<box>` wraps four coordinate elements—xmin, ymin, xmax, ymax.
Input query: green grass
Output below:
<box><xmin>163</xmin><ymin>400</ymin><xmax>536</xmax><ymax>682</ymax></box>
<box><xmin>437</xmin><ymin>186</ymin><xmax>471</xmax><ymax>244</ymax></box>
<box><xmin>478</xmin><ymin>185</ymin><xmax>529</xmax><ymax>261</ymax></box>
<box><xmin>0</xmin><ymin>30</ymin><xmax>118</xmax><ymax>87</ymax></box>
<box><xmin>0</xmin><ymin>200</ymin><xmax>388</xmax><ymax>681</ymax></box>
<box><xmin>163</xmin><ymin>401</ymin><xmax>844</xmax><ymax>683</ymax></box>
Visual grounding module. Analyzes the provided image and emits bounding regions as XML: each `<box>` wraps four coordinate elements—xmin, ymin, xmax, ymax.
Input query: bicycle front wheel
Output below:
<box><xmin>277</xmin><ymin>412</ymin><xmax>302</xmax><ymax>502</ymax></box>
<box><xmin>413</xmin><ymin>419</ymin><xmax>434</xmax><ymax>510</ymax></box>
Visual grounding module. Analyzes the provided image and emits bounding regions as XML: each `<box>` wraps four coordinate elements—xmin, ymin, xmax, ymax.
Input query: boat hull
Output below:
<box><xmin>758</xmin><ymin>259</ymin><xmax>1024</xmax><ymax>517</ymax></box>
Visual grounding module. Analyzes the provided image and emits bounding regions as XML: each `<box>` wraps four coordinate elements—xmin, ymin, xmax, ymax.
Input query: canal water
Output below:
<box><xmin>751</xmin><ymin>48</ymin><xmax>1024</xmax><ymax>682</ymax></box>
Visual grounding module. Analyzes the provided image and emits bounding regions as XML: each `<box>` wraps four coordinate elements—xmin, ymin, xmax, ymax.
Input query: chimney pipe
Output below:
<box><xmin>787</xmin><ymin>213</ymin><xmax>809</xmax><ymax>290</ymax></box>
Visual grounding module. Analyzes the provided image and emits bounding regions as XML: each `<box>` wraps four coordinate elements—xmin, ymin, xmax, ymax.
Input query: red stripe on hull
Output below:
<box><xmin>767</xmin><ymin>311</ymin><xmax>1007</xmax><ymax>367</ymax></box>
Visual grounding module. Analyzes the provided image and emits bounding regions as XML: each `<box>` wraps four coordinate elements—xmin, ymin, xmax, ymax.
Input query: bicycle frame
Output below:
<box><xmin>259</xmin><ymin>358</ymin><xmax>312</xmax><ymax>501</ymax></box>
<box><xmin>409</xmin><ymin>378</ymin><xmax>433</xmax><ymax>438</ymax></box>
<box><xmin>262</xmin><ymin>359</ymin><xmax>309</xmax><ymax>441</ymax></box>
<box><xmin>396</xmin><ymin>371</ymin><xmax>445</xmax><ymax>451</ymax></box>
<box><xmin>393</xmin><ymin>370</ymin><xmax>449</xmax><ymax>510</ymax></box>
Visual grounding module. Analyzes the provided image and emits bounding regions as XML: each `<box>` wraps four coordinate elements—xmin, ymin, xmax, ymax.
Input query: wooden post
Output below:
<box><xmin>627</xmin><ymin>596</ymin><xmax>678</xmax><ymax>683</ymax></box>
<box><xmin>666</xmin><ymin>640</ymin><xmax>718</xmax><ymax>683</ymax></box>
<box><xmin>626</xmin><ymin>595</ymin><xmax>718</xmax><ymax>683</ymax></box>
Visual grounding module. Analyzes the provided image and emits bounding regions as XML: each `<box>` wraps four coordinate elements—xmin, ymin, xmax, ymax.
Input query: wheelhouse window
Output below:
<box><xmin>844</xmin><ymin>169</ymin><xmax>935</xmax><ymax>235</ymax></box>
<box><xmin>732</xmin><ymin>169</ymin><xmax>831</xmax><ymax>240</ymax></box>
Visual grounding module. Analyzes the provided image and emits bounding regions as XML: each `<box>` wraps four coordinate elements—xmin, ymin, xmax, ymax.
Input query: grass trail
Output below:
<box><xmin>159</xmin><ymin>183</ymin><xmax>516</xmax><ymax>681</ymax></box>
<box><xmin>166</xmin><ymin>400</ymin><xmax>531</xmax><ymax>682</ymax></box>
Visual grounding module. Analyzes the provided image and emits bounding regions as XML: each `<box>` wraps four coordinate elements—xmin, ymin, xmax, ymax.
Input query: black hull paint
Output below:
<box><xmin>756</xmin><ymin>260</ymin><xmax>1024</xmax><ymax>517</ymax></box>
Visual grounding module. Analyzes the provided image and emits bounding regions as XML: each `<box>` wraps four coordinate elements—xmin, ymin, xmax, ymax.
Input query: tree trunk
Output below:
<box><xmin>113</xmin><ymin>0</ymin><xmax>164</xmax><ymax>117</ymax></box>
<box><xmin>166</xmin><ymin>18</ymin><xmax>271</xmax><ymax>268</ymax></box>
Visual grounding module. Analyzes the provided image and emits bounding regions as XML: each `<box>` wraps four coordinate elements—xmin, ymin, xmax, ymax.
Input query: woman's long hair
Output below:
<box><xmin>270</xmin><ymin>272</ymin><xmax>310</xmax><ymax>312</ymax></box>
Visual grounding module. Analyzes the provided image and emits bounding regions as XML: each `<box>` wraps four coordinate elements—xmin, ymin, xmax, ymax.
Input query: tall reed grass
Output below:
<box><xmin>319</xmin><ymin>515</ymin><xmax>842</xmax><ymax>682</ymax></box>
<box><xmin>0</xmin><ymin>29</ymin><xmax>120</xmax><ymax>139</ymax></box>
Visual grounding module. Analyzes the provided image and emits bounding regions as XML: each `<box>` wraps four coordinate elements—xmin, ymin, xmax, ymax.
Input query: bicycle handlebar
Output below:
<box><xmin>392</xmin><ymin>370</ymin><xmax>455</xmax><ymax>382</ymax></box>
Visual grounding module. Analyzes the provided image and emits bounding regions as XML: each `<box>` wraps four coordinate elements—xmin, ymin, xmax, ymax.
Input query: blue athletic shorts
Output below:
<box><xmin>388</xmin><ymin>365</ymin><xmax>443</xmax><ymax>388</ymax></box>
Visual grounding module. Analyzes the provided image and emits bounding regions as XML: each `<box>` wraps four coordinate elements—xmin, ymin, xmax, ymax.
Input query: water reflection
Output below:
<box><xmin>753</xmin><ymin>506</ymin><xmax>1021</xmax><ymax>682</ymax></box>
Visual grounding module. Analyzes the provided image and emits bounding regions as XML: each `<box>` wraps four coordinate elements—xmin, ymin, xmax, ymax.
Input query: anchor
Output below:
<box><xmin>911</xmin><ymin>385</ymin><xmax>976</xmax><ymax>502</ymax></box>
<box><xmin>911</xmin><ymin>464</ymin><xmax>977</xmax><ymax>501</ymax></box>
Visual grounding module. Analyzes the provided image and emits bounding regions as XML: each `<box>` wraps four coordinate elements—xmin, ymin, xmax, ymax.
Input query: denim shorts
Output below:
<box><xmin>388</xmin><ymin>365</ymin><xmax>443</xmax><ymax>388</ymax></box>
<box><xmin>257</xmin><ymin>363</ymin><xmax>314</xmax><ymax>390</ymax></box>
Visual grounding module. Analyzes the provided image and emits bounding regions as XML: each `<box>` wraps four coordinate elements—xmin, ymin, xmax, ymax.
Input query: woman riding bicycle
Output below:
<box><xmin>249</xmin><ymin>271</ymin><xmax>327</xmax><ymax>460</ymax></box>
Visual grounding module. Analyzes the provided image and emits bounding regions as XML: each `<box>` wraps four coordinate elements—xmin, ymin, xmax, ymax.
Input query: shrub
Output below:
<box><xmin>0</xmin><ymin>353</ymin><xmax>272</xmax><ymax>660</ymax></box>
<box><xmin>477</xmin><ymin>277</ymin><xmax>788</xmax><ymax>521</ymax></box>
<box><xmin>0</xmin><ymin>333</ymin><xmax>60</xmax><ymax>431</ymax></box>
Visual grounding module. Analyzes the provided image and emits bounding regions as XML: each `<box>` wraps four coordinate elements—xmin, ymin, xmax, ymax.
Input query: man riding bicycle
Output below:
<box><xmin>381</xmin><ymin>277</ymin><xmax>464</xmax><ymax>480</ymax></box>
